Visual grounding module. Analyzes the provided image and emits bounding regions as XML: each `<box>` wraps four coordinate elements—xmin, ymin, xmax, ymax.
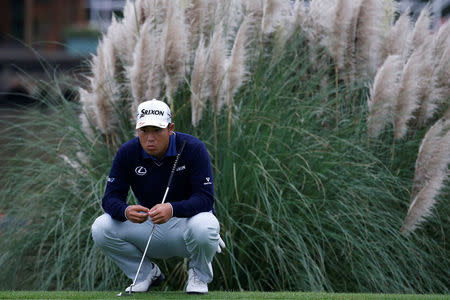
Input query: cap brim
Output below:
<box><xmin>136</xmin><ymin>119</ymin><xmax>169</xmax><ymax>129</ymax></box>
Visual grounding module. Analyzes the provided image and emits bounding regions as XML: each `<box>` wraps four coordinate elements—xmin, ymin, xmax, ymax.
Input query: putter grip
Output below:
<box><xmin>166</xmin><ymin>141</ymin><xmax>186</xmax><ymax>188</ymax></box>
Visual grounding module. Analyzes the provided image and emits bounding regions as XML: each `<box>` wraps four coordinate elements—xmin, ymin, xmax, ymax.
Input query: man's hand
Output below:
<box><xmin>125</xmin><ymin>205</ymin><xmax>150</xmax><ymax>223</ymax></box>
<box><xmin>149</xmin><ymin>203</ymin><xmax>173</xmax><ymax>224</ymax></box>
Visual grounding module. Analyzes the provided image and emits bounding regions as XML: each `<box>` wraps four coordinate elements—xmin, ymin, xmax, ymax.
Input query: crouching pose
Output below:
<box><xmin>91</xmin><ymin>99</ymin><xmax>224</xmax><ymax>294</ymax></box>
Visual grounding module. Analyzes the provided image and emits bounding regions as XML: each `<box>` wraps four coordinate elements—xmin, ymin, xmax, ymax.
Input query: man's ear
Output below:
<box><xmin>169</xmin><ymin>123</ymin><xmax>175</xmax><ymax>134</ymax></box>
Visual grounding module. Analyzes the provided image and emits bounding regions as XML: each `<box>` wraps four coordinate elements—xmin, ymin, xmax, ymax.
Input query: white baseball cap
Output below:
<box><xmin>135</xmin><ymin>99</ymin><xmax>172</xmax><ymax>129</ymax></box>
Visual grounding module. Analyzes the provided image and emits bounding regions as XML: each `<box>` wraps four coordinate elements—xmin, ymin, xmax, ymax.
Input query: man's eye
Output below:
<box><xmin>141</xmin><ymin>127</ymin><xmax>162</xmax><ymax>133</ymax></box>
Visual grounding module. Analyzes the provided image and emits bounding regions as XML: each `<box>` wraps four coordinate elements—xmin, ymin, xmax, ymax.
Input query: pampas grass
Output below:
<box><xmin>383</xmin><ymin>10</ymin><xmax>412</xmax><ymax>63</ymax></box>
<box><xmin>322</xmin><ymin>0</ymin><xmax>356</xmax><ymax>71</ymax></box>
<box><xmin>78</xmin><ymin>88</ymin><xmax>97</xmax><ymax>141</ymax></box>
<box><xmin>105</xmin><ymin>16</ymin><xmax>132</xmax><ymax>66</ymax></box>
<box><xmin>261</xmin><ymin>0</ymin><xmax>291</xmax><ymax>36</ymax></box>
<box><xmin>415</xmin><ymin>38</ymin><xmax>441</xmax><ymax>127</ymax></box>
<box><xmin>128</xmin><ymin>18</ymin><xmax>163</xmax><ymax>113</ymax></box>
<box><xmin>243</xmin><ymin>0</ymin><xmax>264</xmax><ymax>40</ymax></box>
<box><xmin>354</xmin><ymin>0</ymin><xmax>385</xmax><ymax>79</ymax></box>
<box><xmin>432</xmin><ymin>22</ymin><xmax>450</xmax><ymax>98</ymax></box>
<box><xmin>207</xmin><ymin>25</ymin><xmax>228</xmax><ymax>114</ymax></box>
<box><xmin>162</xmin><ymin>0</ymin><xmax>188</xmax><ymax>110</ymax></box>
<box><xmin>410</xmin><ymin>5</ymin><xmax>431</xmax><ymax>53</ymax></box>
<box><xmin>120</xmin><ymin>0</ymin><xmax>140</xmax><ymax>65</ymax></box>
<box><xmin>368</xmin><ymin>55</ymin><xmax>402</xmax><ymax>138</ymax></box>
<box><xmin>190</xmin><ymin>36</ymin><xmax>209</xmax><ymax>127</ymax></box>
<box><xmin>342</xmin><ymin>0</ymin><xmax>361</xmax><ymax>83</ymax></box>
<box><xmin>400</xmin><ymin>116</ymin><xmax>450</xmax><ymax>234</ymax></box>
<box><xmin>88</xmin><ymin>36</ymin><xmax>120</xmax><ymax>147</ymax></box>
<box><xmin>292</xmin><ymin>0</ymin><xmax>308</xmax><ymax>31</ymax></box>
<box><xmin>225</xmin><ymin>16</ymin><xmax>250</xmax><ymax>142</ymax></box>
<box><xmin>306</xmin><ymin>0</ymin><xmax>335</xmax><ymax>66</ymax></box>
<box><xmin>74</xmin><ymin>0</ymin><xmax>449</xmax><ymax>235</ymax></box>
<box><xmin>393</xmin><ymin>46</ymin><xmax>425</xmax><ymax>140</ymax></box>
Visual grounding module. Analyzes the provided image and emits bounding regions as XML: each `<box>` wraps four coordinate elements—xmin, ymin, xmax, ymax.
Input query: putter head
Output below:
<box><xmin>117</xmin><ymin>284</ymin><xmax>134</xmax><ymax>297</ymax></box>
<box><xmin>116</xmin><ymin>290</ymin><xmax>133</xmax><ymax>297</ymax></box>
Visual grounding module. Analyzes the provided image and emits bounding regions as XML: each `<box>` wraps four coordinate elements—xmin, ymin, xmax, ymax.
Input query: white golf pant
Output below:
<box><xmin>91</xmin><ymin>212</ymin><xmax>220</xmax><ymax>284</ymax></box>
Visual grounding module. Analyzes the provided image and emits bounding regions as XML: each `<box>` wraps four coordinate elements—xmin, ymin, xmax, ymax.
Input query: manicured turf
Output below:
<box><xmin>1</xmin><ymin>291</ymin><xmax>448</xmax><ymax>300</ymax></box>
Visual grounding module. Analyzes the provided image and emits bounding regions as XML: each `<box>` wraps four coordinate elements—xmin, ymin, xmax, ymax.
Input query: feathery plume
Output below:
<box><xmin>244</xmin><ymin>0</ymin><xmax>264</xmax><ymax>33</ymax></box>
<box><xmin>206</xmin><ymin>25</ymin><xmax>227</xmax><ymax>113</ymax></box>
<box><xmin>128</xmin><ymin>18</ymin><xmax>163</xmax><ymax>113</ymax></box>
<box><xmin>435</xmin><ymin>45</ymin><xmax>450</xmax><ymax>99</ymax></box>
<box><xmin>432</xmin><ymin>21</ymin><xmax>450</xmax><ymax>96</ymax></box>
<box><xmin>305</xmin><ymin>0</ymin><xmax>335</xmax><ymax>67</ymax></box>
<box><xmin>355</xmin><ymin>0</ymin><xmax>386</xmax><ymax>78</ymax></box>
<box><xmin>220</xmin><ymin>0</ymin><xmax>245</xmax><ymax>48</ymax></box>
<box><xmin>410</xmin><ymin>5</ymin><xmax>431</xmax><ymax>52</ymax></box>
<box><xmin>105</xmin><ymin>16</ymin><xmax>130</xmax><ymax>66</ymax></box>
<box><xmin>380</xmin><ymin>0</ymin><xmax>398</xmax><ymax>31</ymax></box>
<box><xmin>321</xmin><ymin>0</ymin><xmax>357</xmax><ymax>70</ymax></box>
<box><xmin>89</xmin><ymin>36</ymin><xmax>120</xmax><ymax>144</ymax></box>
<box><xmin>185</xmin><ymin>0</ymin><xmax>215</xmax><ymax>51</ymax></box>
<box><xmin>136</xmin><ymin>0</ymin><xmax>149</xmax><ymax>25</ymax></box>
<box><xmin>308</xmin><ymin>0</ymin><xmax>335</xmax><ymax>36</ymax></box>
<box><xmin>432</xmin><ymin>20</ymin><xmax>450</xmax><ymax>59</ymax></box>
<box><xmin>226</xmin><ymin>16</ymin><xmax>250</xmax><ymax>99</ymax></box>
<box><xmin>59</xmin><ymin>154</ymin><xmax>85</xmax><ymax>174</ymax></box>
<box><xmin>382</xmin><ymin>10</ymin><xmax>412</xmax><ymax>63</ymax></box>
<box><xmin>162</xmin><ymin>0</ymin><xmax>189</xmax><ymax>109</ymax></box>
<box><xmin>242</xmin><ymin>0</ymin><xmax>264</xmax><ymax>59</ymax></box>
<box><xmin>78</xmin><ymin>88</ymin><xmax>97</xmax><ymax>140</ymax></box>
<box><xmin>400</xmin><ymin>116</ymin><xmax>450</xmax><ymax>234</ymax></box>
<box><xmin>225</xmin><ymin>16</ymin><xmax>250</xmax><ymax>141</ymax></box>
<box><xmin>190</xmin><ymin>36</ymin><xmax>209</xmax><ymax>127</ymax></box>
<box><xmin>342</xmin><ymin>0</ymin><xmax>362</xmax><ymax>83</ymax></box>
<box><xmin>137</xmin><ymin>0</ymin><xmax>168</xmax><ymax>30</ymax></box>
<box><xmin>274</xmin><ymin>0</ymin><xmax>307</xmax><ymax>54</ymax></box>
<box><xmin>99</xmin><ymin>35</ymin><xmax>117</xmax><ymax>81</ymax></box>
<box><xmin>368</xmin><ymin>55</ymin><xmax>403</xmax><ymax>138</ymax></box>
<box><xmin>292</xmin><ymin>0</ymin><xmax>308</xmax><ymax>31</ymax></box>
<box><xmin>414</xmin><ymin>21</ymin><xmax>450</xmax><ymax>125</ymax></box>
<box><xmin>415</xmin><ymin>37</ymin><xmax>441</xmax><ymax>126</ymax></box>
<box><xmin>261</xmin><ymin>0</ymin><xmax>291</xmax><ymax>36</ymax></box>
<box><xmin>120</xmin><ymin>0</ymin><xmax>140</xmax><ymax>66</ymax></box>
<box><xmin>393</xmin><ymin>46</ymin><xmax>425</xmax><ymax>139</ymax></box>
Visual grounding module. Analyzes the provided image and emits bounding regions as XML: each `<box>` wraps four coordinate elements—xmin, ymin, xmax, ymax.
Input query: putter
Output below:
<box><xmin>117</xmin><ymin>141</ymin><xmax>186</xmax><ymax>297</ymax></box>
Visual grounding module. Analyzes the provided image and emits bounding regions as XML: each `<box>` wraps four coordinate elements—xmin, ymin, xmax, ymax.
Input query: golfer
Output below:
<box><xmin>91</xmin><ymin>99</ymin><xmax>223</xmax><ymax>294</ymax></box>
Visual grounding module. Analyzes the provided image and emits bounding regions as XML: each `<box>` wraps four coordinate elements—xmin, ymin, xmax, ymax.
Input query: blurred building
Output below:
<box><xmin>1</xmin><ymin>0</ymin><xmax>87</xmax><ymax>50</ymax></box>
<box><xmin>0</xmin><ymin>0</ymin><xmax>126</xmax><ymax>104</ymax></box>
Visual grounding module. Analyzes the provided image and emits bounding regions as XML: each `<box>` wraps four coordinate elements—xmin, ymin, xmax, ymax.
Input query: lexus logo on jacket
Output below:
<box><xmin>135</xmin><ymin>166</ymin><xmax>147</xmax><ymax>176</ymax></box>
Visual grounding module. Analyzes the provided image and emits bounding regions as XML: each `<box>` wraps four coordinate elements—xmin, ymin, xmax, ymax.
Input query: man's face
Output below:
<box><xmin>138</xmin><ymin>123</ymin><xmax>174</xmax><ymax>159</ymax></box>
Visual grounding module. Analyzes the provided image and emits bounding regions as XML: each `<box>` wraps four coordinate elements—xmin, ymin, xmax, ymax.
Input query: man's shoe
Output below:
<box><xmin>186</xmin><ymin>268</ymin><xmax>208</xmax><ymax>294</ymax></box>
<box><xmin>125</xmin><ymin>263</ymin><xmax>165</xmax><ymax>293</ymax></box>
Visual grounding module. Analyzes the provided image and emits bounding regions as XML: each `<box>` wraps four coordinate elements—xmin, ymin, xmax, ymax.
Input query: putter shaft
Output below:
<box><xmin>120</xmin><ymin>141</ymin><xmax>186</xmax><ymax>296</ymax></box>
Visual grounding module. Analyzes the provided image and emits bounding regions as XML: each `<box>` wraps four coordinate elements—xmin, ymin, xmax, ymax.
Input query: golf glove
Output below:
<box><xmin>216</xmin><ymin>236</ymin><xmax>226</xmax><ymax>253</ymax></box>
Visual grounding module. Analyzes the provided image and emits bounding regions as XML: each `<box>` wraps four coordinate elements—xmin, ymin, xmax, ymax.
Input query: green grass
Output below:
<box><xmin>1</xmin><ymin>291</ymin><xmax>449</xmax><ymax>300</ymax></box>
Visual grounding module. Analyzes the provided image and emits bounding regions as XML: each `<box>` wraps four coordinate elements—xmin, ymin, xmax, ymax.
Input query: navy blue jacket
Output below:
<box><xmin>102</xmin><ymin>132</ymin><xmax>214</xmax><ymax>221</ymax></box>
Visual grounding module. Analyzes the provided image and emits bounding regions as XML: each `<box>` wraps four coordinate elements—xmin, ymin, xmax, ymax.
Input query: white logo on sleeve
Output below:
<box><xmin>203</xmin><ymin>177</ymin><xmax>212</xmax><ymax>185</ymax></box>
<box><xmin>176</xmin><ymin>165</ymin><xmax>186</xmax><ymax>172</ymax></box>
<box><xmin>135</xmin><ymin>166</ymin><xmax>147</xmax><ymax>176</ymax></box>
<box><xmin>107</xmin><ymin>177</ymin><xmax>115</xmax><ymax>183</ymax></box>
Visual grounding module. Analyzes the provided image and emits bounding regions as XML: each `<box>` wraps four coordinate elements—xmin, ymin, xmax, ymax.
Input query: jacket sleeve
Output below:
<box><xmin>170</xmin><ymin>142</ymin><xmax>214</xmax><ymax>218</ymax></box>
<box><xmin>101</xmin><ymin>147</ymin><xmax>130</xmax><ymax>221</ymax></box>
